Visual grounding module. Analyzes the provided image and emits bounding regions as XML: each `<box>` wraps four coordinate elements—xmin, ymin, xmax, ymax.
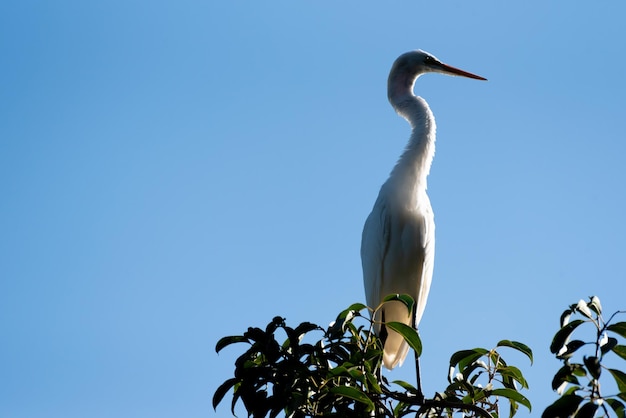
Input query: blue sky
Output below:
<box><xmin>2</xmin><ymin>1</ymin><xmax>626</xmax><ymax>417</ymax></box>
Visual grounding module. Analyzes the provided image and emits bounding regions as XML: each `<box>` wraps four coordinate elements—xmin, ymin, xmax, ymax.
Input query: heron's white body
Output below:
<box><xmin>361</xmin><ymin>50</ymin><xmax>485</xmax><ymax>370</ymax></box>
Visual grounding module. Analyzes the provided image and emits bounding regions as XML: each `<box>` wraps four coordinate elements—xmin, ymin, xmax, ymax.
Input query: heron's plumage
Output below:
<box><xmin>361</xmin><ymin>50</ymin><xmax>484</xmax><ymax>370</ymax></box>
<box><xmin>361</xmin><ymin>95</ymin><xmax>436</xmax><ymax>370</ymax></box>
<box><xmin>361</xmin><ymin>188</ymin><xmax>434</xmax><ymax>368</ymax></box>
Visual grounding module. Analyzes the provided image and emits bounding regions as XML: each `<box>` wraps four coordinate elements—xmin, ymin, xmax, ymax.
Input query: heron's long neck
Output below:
<box><xmin>388</xmin><ymin>96</ymin><xmax>436</xmax><ymax>194</ymax></box>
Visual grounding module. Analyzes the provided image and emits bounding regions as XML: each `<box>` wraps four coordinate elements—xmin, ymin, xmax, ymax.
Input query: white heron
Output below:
<box><xmin>360</xmin><ymin>50</ymin><xmax>486</xmax><ymax>384</ymax></box>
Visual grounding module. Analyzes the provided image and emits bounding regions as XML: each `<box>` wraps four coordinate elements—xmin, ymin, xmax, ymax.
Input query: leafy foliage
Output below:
<box><xmin>543</xmin><ymin>296</ymin><xmax>626</xmax><ymax>418</ymax></box>
<box><xmin>214</xmin><ymin>295</ymin><xmax>532</xmax><ymax>417</ymax></box>
<box><xmin>439</xmin><ymin>341</ymin><xmax>532</xmax><ymax>418</ymax></box>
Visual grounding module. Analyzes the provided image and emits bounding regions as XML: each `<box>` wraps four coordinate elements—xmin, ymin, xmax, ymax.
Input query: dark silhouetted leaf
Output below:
<box><xmin>560</xmin><ymin>308</ymin><xmax>573</xmax><ymax>328</ymax></box>
<box><xmin>497</xmin><ymin>340</ymin><xmax>534</xmax><ymax>364</ymax></box>
<box><xmin>550</xmin><ymin>320</ymin><xmax>585</xmax><ymax>354</ymax></box>
<box><xmin>574</xmin><ymin>401</ymin><xmax>598</xmax><ymax>418</ymax></box>
<box><xmin>244</xmin><ymin>327</ymin><xmax>266</xmax><ymax>342</ymax></box>
<box><xmin>386</xmin><ymin>321</ymin><xmax>422</xmax><ymax>356</ymax></box>
<box><xmin>213</xmin><ymin>377</ymin><xmax>237</xmax><ymax>410</ymax></box>
<box><xmin>552</xmin><ymin>365</ymin><xmax>581</xmax><ymax>391</ymax></box>
<box><xmin>608</xmin><ymin>322</ymin><xmax>626</xmax><ymax>339</ymax></box>
<box><xmin>542</xmin><ymin>394</ymin><xmax>584</xmax><ymax>418</ymax></box>
<box><xmin>583</xmin><ymin>356</ymin><xmax>601</xmax><ymax>379</ymax></box>
<box><xmin>329</xmin><ymin>386</ymin><xmax>374</xmax><ymax>410</ymax></box>
<box><xmin>293</xmin><ymin>321</ymin><xmax>320</xmax><ymax>336</ymax></box>
<box><xmin>490</xmin><ymin>388</ymin><xmax>531</xmax><ymax>411</ymax></box>
<box><xmin>557</xmin><ymin>340</ymin><xmax>586</xmax><ymax>360</ymax></box>
<box><xmin>266</xmin><ymin>316</ymin><xmax>285</xmax><ymax>335</ymax></box>
<box><xmin>601</xmin><ymin>337</ymin><xmax>618</xmax><ymax>355</ymax></box>
<box><xmin>216</xmin><ymin>335</ymin><xmax>249</xmax><ymax>353</ymax></box>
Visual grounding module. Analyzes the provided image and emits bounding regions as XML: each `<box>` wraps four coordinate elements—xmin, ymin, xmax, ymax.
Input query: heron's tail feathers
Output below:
<box><xmin>378</xmin><ymin>300</ymin><xmax>413</xmax><ymax>369</ymax></box>
<box><xmin>383</xmin><ymin>336</ymin><xmax>409</xmax><ymax>369</ymax></box>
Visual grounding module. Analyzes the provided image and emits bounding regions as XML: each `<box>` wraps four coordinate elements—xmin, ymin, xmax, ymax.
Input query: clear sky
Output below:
<box><xmin>2</xmin><ymin>1</ymin><xmax>625</xmax><ymax>417</ymax></box>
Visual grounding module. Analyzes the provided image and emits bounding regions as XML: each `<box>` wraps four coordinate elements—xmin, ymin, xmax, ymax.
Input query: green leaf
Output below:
<box><xmin>571</xmin><ymin>363</ymin><xmax>587</xmax><ymax>377</ymax></box>
<box><xmin>212</xmin><ymin>377</ymin><xmax>237</xmax><ymax>410</ymax></box>
<box><xmin>490</xmin><ymin>388</ymin><xmax>532</xmax><ymax>411</ymax></box>
<box><xmin>336</xmin><ymin>305</ymin><xmax>365</xmax><ymax>323</ymax></box>
<box><xmin>574</xmin><ymin>401</ymin><xmax>598</xmax><ymax>418</ymax></box>
<box><xmin>541</xmin><ymin>394</ymin><xmax>584</xmax><ymax>418</ymax></box>
<box><xmin>608</xmin><ymin>322</ymin><xmax>626</xmax><ymax>339</ymax></box>
<box><xmin>550</xmin><ymin>320</ymin><xmax>586</xmax><ymax>354</ymax></box>
<box><xmin>509</xmin><ymin>397</ymin><xmax>520</xmax><ymax>418</ymax></box>
<box><xmin>348</xmin><ymin>368</ymin><xmax>366</xmax><ymax>384</ymax></box>
<box><xmin>497</xmin><ymin>340</ymin><xmax>534</xmax><ymax>364</ymax></box>
<box><xmin>382</xmin><ymin>294</ymin><xmax>415</xmax><ymax>316</ymax></box>
<box><xmin>345</xmin><ymin>302</ymin><xmax>369</xmax><ymax>313</ymax></box>
<box><xmin>583</xmin><ymin>356</ymin><xmax>601</xmax><ymax>379</ymax></box>
<box><xmin>564</xmin><ymin>385</ymin><xmax>582</xmax><ymax>396</ymax></box>
<box><xmin>449</xmin><ymin>348</ymin><xmax>489</xmax><ymax>370</ymax></box>
<box><xmin>499</xmin><ymin>365</ymin><xmax>529</xmax><ymax>389</ymax></box>
<box><xmin>613</xmin><ymin>345</ymin><xmax>626</xmax><ymax>361</ymax></box>
<box><xmin>609</xmin><ymin>369</ymin><xmax>626</xmax><ymax>393</ymax></box>
<box><xmin>216</xmin><ymin>335</ymin><xmax>249</xmax><ymax>353</ymax></box>
<box><xmin>366</xmin><ymin>371</ymin><xmax>382</xmax><ymax>394</ymax></box>
<box><xmin>392</xmin><ymin>379</ymin><xmax>417</xmax><ymax>391</ymax></box>
<box><xmin>606</xmin><ymin>398</ymin><xmax>626</xmax><ymax>418</ymax></box>
<box><xmin>328</xmin><ymin>365</ymin><xmax>349</xmax><ymax>378</ymax></box>
<box><xmin>329</xmin><ymin>386</ymin><xmax>374</xmax><ymax>410</ymax></box>
<box><xmin>386</xmin><ymin>321</ymin><xmax>422</xmax><ymax>356</ymax></box>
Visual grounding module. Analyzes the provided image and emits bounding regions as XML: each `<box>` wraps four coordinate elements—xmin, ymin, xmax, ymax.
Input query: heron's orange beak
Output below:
<box><xmin>439</xmin><ymin>63</ymin><xmax>487</xmax><ymax>81</ymax></box>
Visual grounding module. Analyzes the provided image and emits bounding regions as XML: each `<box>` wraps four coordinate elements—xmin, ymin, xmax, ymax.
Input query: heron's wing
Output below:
<box><xmin>361</xmin><ymin>193</ymin><xmax>435</xmax><ymax>369</ymax></box>
<box><xmin>360</xmin><ymin>195</ymin><xmax>390</xmax><ymax>322</ymax></box>
<box><xmin>379</xmin><ymin>202</ymin><xmax>433</xmax><ymax>308</ymax></box>
<box><xmin>361</xmin><ymin>195</ymin><xmax>414</xmax><ymax>370</ymax></box>
<box><xmin>406</xmin><ymin>202</ymin><xmax>434</xmax><ymax>326</ymax></box>
<box><xmin>382</xmin><ymin>207</ymin><xmax>434</xmax><ymax>369</ymax></box>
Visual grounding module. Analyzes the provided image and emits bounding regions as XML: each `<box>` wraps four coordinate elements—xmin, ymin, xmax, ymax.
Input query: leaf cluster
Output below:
<box><xmin>544</xmin><ymin>296</ymin><xmax>626</xmax><ymax>418</ymax></box>
<box><xmin>430</xmin><ymin>340</ymin><xmax>533</xmax><ymax>418</ymax></box>
<box><xmin>214</xmin><ymin>295</ymin><xmax>533</xmax><ymax>418</ymax></box>
<box><xmin>213</xmin><ymin>300</ymin><xmax>395</xmax><ymax>417</ymax></box>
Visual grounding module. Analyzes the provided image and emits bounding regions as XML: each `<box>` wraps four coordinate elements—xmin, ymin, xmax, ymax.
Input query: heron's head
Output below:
<box><xmin>387</xmin><ymin>50</ymin><xmax>486</xmax><ymax>103</ymax></box>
